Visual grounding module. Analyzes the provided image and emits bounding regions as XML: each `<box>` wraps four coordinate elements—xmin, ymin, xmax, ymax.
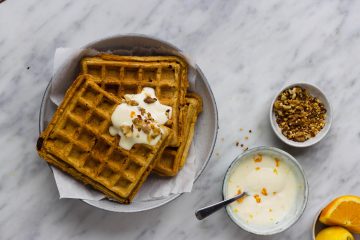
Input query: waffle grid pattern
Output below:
<box><xmin>81</xmin><ymin>56</ymin><xmax>188</xmax><ymax>147</ymax></box>
<box><xmin>39</xmin><ymin>75</ymin><xmax>169</xmax><ymax>202</ymax></box>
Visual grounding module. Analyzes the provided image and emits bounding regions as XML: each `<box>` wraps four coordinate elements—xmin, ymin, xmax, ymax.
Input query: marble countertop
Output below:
<box><xmin>1</xmin><ymin>0</ymin><xmax>360</xmax><ymax>239</ymax></box>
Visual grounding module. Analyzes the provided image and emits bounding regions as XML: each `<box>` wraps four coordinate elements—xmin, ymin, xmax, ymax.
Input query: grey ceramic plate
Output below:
<box><xmin>38</xmin><ymin>34</ymin><xmax>218</xmax><ymax>212</ymax></box>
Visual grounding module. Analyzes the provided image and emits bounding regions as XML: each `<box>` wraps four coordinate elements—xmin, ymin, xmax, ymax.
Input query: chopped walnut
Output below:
<box><xmin>273</xmin><ymin>86</ymin><xmax>326</xmax><ymax>142</ymax></box>
<box><xmin>142</xmin><ymin>124</ymin><xmax>151</xmax><ymax>134</ymax></box>
<box><xmin>144</xmin><ymin>96</ymin><xmax>157</xmax><ymax>104</ymax></box>
<box><xmin>139</xmin><ymin>107</ymin><xmax>146</xmax><ymax>115</ymax></box>
<box><xmin>120</xmin><ymin>125</ymin><xmax>133</xmax><ymax>137</ymax></box>
<box><xmin>151</xmin><ymin>127</ymin><xmax>161</xmax><ymax>138</ymax></box>
<box><xmin>126</xmin><ymin>100</ymin><xmax>139</xmax><ymax>106</ymax></box>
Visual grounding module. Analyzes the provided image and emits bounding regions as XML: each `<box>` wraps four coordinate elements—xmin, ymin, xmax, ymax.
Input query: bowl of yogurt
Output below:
<box><xmin>223</xmin><ymin>147</ymin><xmax>308</xmax><ymax>235</ymax></box>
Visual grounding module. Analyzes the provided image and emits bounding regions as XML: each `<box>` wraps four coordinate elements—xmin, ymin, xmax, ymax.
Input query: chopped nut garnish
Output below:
<box><xmin>139</xmin><ymin>107</ymin><xmax>146</xmax><ymax>115</ymax></box>
<box><xmin>120</xmin><ymin>125</ymin><xmax>133</xmax><ymax>137</ymax></box>
<box><xmin>144</xmin><ymin>96</ymin><xmax>157</xmax><ymax>104</ymax></box>
<box><xmin>126</xmin><ymin>100</ymin><xmax>139</xmax><ymax>106</ymax></box>
<box><xmin>142</xmin><ymin>124</ymin><xmax>151</xmax><ymax>134</ymax></box>
<box><xmin>273</xmin><ymin>86</ymin><xmax>326</xmax><ymax>142</ymax></box>
<box><xmin>261</xmin><ymin>187</ymin><xmax>268</xmax><ymax>196</ymax></box>
<box><xmin>254</xmin><ymin>154</ymin><xmax>262</xmax><ymax>163</ymax></box>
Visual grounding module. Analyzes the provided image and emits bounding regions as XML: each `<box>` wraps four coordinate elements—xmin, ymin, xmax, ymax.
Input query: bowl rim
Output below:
<box><xmin>38</xmin><ymin>33</ymin><xmax>219</xmax><ymax>212</ymax></box>
<box><xmin>269</xmin><ymin>82</ymin><xmax>332</xmax><ymax>148</ymax></box>
<box><xmin>222</xmin><ymin>146</ymin><xmax>309</xmax><ymax>235</ymax></box>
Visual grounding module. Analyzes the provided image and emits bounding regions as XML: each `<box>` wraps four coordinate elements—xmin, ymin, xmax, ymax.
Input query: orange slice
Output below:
<box><xmin>319</xmin><ymin>195</ymin><xmax>360</xmax><ymax>234</ymax></box>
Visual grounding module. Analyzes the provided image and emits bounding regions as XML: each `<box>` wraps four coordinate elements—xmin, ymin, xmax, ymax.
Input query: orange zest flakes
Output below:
<box><xmin>261</xmin><ymin>187</ymin><xmax>268</xmax><ymax>196</ymax></box>
<box><xmin>255</xmin><ymin>167</ymin><xmax>261</xmax><ymax>171</ymax></box>
<box><xmin>273</xmin><ymin>168</ymin><xmax>278</xmax><ymax>175</ymax></box>
<box><xmin>130</xmin><ymin>111</ymin><xmax>136</xmax><ymax>118</ymax></box>
<box><xmin>254</xmin><ymin>154</ymin><xmax>262</xmax><ymax>163</ymax></box>
<box><xmin>275</xmin><ymin>158</ymin><xmax>280</xmax><ymax>167</ymax></box>
<box><xmin>254</xmin><ymin>194</ymin><xmax>262</xmax><ymax>203</ymax></box>
<box><xmin>236</xmin><ymin>189</ymin><xmax>245</xmax><ymax>203</ymax></box>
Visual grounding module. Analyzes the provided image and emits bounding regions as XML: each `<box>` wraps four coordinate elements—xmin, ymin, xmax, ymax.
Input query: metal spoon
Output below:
<box><xmin>195</xmin><ymin>192</ymin><xmax>248</xmax><ymax>220</ymax></box>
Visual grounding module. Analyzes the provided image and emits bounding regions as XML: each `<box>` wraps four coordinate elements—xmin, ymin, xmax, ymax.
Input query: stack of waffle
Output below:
<box><xmin>37</xmin><ymin>54</ymin><xmax>202</xmax><ymax>203</ymax></box>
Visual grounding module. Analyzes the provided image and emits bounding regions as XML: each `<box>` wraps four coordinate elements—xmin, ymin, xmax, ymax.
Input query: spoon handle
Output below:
<box><xmin>195</xmin><ymin>192</ymin><xmax>247</xmax><ymax>220</ymax></box>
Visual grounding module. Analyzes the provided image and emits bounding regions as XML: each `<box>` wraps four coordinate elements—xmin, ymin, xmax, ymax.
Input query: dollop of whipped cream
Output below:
<box><xmin>109</xmin><ymin>87</ymin><xmax>172</xmax><ymax>150</ymax></box>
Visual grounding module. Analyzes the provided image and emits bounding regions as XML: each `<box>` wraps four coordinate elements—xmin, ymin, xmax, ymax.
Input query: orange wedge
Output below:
<box><xmin>319</xmin><ymin>195</ymin><xmax>360</xmax><ymax>234</ymax></box>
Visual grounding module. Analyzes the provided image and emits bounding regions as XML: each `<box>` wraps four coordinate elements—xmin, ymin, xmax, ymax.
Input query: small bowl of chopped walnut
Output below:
<box><xmin>270</xmin><ymin>83</ymin><xmax>332</xmax><ymax>147</ymax></box>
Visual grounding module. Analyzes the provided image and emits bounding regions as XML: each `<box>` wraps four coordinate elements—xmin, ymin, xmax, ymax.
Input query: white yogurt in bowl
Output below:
<box><xmin>223</xmin><ymin>147</ymin><xmax>308</xmax><ymax>235</ymax></box>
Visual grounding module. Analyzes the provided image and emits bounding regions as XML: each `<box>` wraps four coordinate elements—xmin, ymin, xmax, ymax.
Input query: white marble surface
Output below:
<box><xmin>1</xmin><ymin>0</ymin><xmax>360</xmax><ymax>239</ymax></box>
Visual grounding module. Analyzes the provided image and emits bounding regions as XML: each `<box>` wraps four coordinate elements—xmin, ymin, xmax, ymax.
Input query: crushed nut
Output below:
<box><xmin>273</xmin><ymin>86</ymin><xmax>326</xmax><ymax>142</ymax></box>
<box><xmin>139</xmin><ymin>107</ymin><xmax>146</xmax><ymax>115</ymax></box>
<box><xmin>126</xmin><ymin>100</ymin><xmax>139</xmax><ymax>106</ymax></box>
<box><xmin>120</xmin><ymin>125</ymin><xmax>133</xmax><ymax>137</ymax></box>
<box><xmin>144</xmin><ymin>96</ymin><xmax>157</xmax><ymax>104</ymax></box>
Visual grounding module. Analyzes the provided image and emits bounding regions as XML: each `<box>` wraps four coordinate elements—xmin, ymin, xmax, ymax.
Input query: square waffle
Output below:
<box><xmin>81</xmin><ymin>54</ymin><xmax>188</xmax><ymax>147</ymax></box>
<box><xmin>153</xmin><ymin>93</ymin><xmax>202</xmax><ymax>176</ymax></box>
<box><xmin>37</xmin><ymin>75</ymin><xmax>171</xmax><ymax>203</ymax></box>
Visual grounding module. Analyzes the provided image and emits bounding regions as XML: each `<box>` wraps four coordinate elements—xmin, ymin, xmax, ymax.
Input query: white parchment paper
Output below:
<box><xmin>50</xmin><ymin>47</ymin><xmax>198</xmax><ymax>201</ymax></box>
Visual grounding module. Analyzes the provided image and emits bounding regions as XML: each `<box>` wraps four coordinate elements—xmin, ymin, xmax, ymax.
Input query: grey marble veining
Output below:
<box><xmin>1</xmin><ymin>0</ymin><xmax>360</xmax><ymax>239</ymax></box>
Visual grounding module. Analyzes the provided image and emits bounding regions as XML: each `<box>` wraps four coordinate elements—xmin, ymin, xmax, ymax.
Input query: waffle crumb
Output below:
<box><xmin>273</xmin><ymin>86</ymin><xmax>326</xmax><ymax>142</ymax></box>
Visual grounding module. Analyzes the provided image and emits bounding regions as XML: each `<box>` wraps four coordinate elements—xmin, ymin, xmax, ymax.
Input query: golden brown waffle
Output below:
<box><xmin>81</xmin><ymin>54</ymin><xmax>188</xmax><ymax>147</ymax></box>
<box><xmin>153</xmin><ymin>93</ymin><xmax>202</xmax><ymax>176</ymax></box>
<box><xmin>37</xmin><ymin>75</ymin><xmax>170</xmax><ymax>203</ymax></box>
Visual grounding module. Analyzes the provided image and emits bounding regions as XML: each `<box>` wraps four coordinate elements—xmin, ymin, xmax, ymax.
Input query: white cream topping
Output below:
<box><xmin>109</xmin><ymin>87</ymin><xmax>172</xmax><ymax>150</ymax></box>
<box><xmin>226</xmin><ymin>154</ymin><xmax>301</xmax><ymax>227</ymax></box>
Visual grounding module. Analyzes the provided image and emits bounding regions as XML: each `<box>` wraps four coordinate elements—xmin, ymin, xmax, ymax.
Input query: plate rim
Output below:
<box><xmin>38</xmin><ymin>34</ymin><xmax>219</xmax><ymax>212</ymax></box>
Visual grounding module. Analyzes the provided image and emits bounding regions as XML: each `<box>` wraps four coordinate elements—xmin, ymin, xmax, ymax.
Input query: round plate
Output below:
<box><xmin>39</xmin><ymin>34</ymin><xmax>218</xmax><ymax>212</ymax></box>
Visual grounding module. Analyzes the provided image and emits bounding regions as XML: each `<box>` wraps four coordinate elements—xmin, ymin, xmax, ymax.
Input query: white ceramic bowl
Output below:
<box><xmin>270</xmin><ymin>83</ymin><xmax>332</xmax><ymax>147</ymax></box>
<box><xmin>39</xmin><ymin>34</ymin><xmax>218</xmax><ymax>212</ymax></box>
<box><xmin>222</xmin><ymin>147</ymin><xmax>309</xmax><ymax>235</ymax></box>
